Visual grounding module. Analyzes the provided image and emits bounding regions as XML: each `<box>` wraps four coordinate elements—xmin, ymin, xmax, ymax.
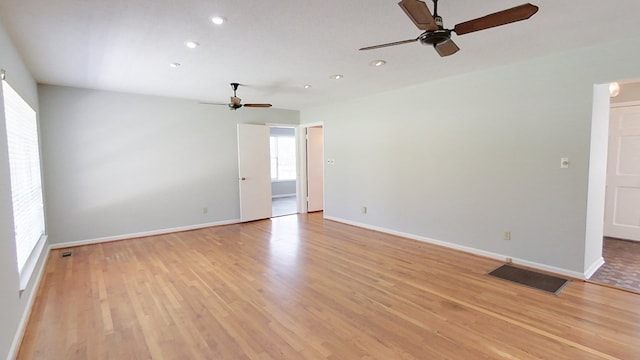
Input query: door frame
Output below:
<box><xmin>267</xmin><ymin>123</ymin><xmax>304</xmax><ymax>215</ymax></box>
<box><xmin>585</xmin><ymin>85</ymin><xmax>640</xmax><ymax>279</ymax></box>
<box><xmin>297</xmin><ymin>122</ymin><xmax>324</xmax><ymax>214</ymax></box>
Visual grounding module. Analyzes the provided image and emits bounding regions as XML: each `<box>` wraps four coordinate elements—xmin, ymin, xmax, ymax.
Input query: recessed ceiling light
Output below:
<box><xmin>369</xmin><ymin>60</ymin><xmax>387</xmax><ymax>67</ymax></box>
<box><xmin>185</xmin><ymin>41</ymin><xmax>200</xmax><ymax>49</ymax></box>
<box><xmin>304</xmin><ymin>84</ymin><xmax>312</xmax><ymax>89</ymax></box>
<box><xmin>169</xmin><ymin>62</ymin><xmax>181</xmax><ymax>68</ymax></box>
<box><xmin>330</xmin><ymin>74</ymin><xmax>343</xmax><ymax>80</ymax></box>
<box><xmin>211</xmin><ymin>16</ymin><xmax>226</xmax><ymax>25</ymax></box>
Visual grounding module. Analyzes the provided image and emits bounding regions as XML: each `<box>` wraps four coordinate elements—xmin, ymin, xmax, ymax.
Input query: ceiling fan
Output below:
<box><xmin>360</xmin><ymin>0</ymin><xmax>539</xmax><ymax>57</ymax></box>
<box><xmin>200</xmin><ymin>83</ymin><xmax>272</xmax><ymax>110</ymax></box>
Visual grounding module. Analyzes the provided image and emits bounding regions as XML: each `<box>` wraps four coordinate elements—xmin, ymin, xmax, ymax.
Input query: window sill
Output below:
<box><xmin>19</xmin><ymin>234</ymin><xmax>47</xmax><ymax>292</ymax></box>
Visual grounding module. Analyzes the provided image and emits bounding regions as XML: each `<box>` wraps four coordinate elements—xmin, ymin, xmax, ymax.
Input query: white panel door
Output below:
<box><xmin>307</xmin><ymin>127</ymin><xmax>324</xmax><ymax>212</ymax></box>
<box><xmin>604</xmin><ymin>106</ymin><xmax>640</xmax><ymax>241</ymax></box>
<box><xmin>237</xmin><ymin>124</ymin><xmax>272</xmax><ymax>222</ymax></box>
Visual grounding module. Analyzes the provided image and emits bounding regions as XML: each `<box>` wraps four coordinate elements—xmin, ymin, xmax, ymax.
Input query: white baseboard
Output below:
<box><xmin>324</xmin><ymin>215</ymin><xmax>587</xmax><ymax>280</ymax></box>
<box><xmin>272</xmin><ymin>193</ymin><xmax>296</xmax><ymax>199</ymax></box>
<box><xmin>8</xmin><ymin>245</ymin><xmax>51</xmax><ymax>360</ymax></box>
<box><xmin>50</xmin><ymin>219</ymin><xmax>241</xmax><ymax>249</ymax></box>
<box><xmin>584</xmin><ymin>256</ymin><xmax>605</xmax><ymax>279</ymax></box>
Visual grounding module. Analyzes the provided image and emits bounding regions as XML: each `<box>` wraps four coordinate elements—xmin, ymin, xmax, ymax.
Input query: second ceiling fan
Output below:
<box><xmin>201</xmin><ymin>83</ymin><xmax>272</xmax><ymax>110</ymax></box>
<box><xmin>360</xmin><ymin>0</ymin><xmax>539</xmax><ymax>57</ymax></box>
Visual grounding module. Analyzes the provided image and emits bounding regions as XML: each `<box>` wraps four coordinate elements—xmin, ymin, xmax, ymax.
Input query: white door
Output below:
<box><xmin>307</xmin><ymin>127</ymin><xmax>324</xmax><ymax>212</ymax></box>
<box><xmin>237</xmin><ymin>124</ymin><xmax>272</xmax><ymax>222</ymax></box>
<box><xmin>604</xmin><ymin>106</ymin><xmax>640</xmax><ymax>241</ymax></box>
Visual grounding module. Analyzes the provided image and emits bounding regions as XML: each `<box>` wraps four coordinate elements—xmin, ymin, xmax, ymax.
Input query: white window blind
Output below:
<box><xmin>2</xmin><ymin>79</ymin><xmax>46</xmax><ymax>274</ymax></box>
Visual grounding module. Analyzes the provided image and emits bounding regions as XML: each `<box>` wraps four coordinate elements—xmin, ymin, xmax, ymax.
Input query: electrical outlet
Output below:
<box><xmin>202</xmin><ymin>207</ymin><xmax>208</xmax><ymax>214</ymax></box>
<box><xmin>503</xmin><ymin>231</ymin><xmax>511</xmax><ymax>240</ymax></box>
<box><xmin>361</xmin><ymin>206</ymin><xmax>367</xmax><ymax>214</ymax></box>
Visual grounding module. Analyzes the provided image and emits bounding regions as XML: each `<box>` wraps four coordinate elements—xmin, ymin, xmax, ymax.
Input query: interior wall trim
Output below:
<box><xmin>584</xmin><ymin>256</ymin><xmax>606</xmax><ymax>279</ymax></box>
<box><xmin>610</xmin><ymin>100</ymin><xmax>640</xmax><ymax>108</ymax></box>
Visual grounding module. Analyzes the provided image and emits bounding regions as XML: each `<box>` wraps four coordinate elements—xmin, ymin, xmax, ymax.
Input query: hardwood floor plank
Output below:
<box><xmin>17</xmin><ymin>213</ymin><xmax>640</xmax><ymax>359</ymax></box>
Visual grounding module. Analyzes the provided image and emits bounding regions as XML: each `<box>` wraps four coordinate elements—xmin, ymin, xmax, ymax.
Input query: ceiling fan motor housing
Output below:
<box><xmin>419</xmin><ymin>14</ymin><xmax>451</xmax><ymax>46</ymax></box>
<box><xmin>418</xmin><ymin>29</ymin><xmax>452</xmax><ymax>46</ymax></box>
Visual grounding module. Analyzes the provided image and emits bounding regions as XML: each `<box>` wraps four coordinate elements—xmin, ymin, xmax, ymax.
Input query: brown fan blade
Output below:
<box><xmin>359</xmin><ymin>38</ymin><xmax>418</xmax><ymax>51</ymax></box>
<box><xmin>398</xmin><ymin>0</ymin><xmax>438</xmax><ymax>31</ymax></box>
<box><xmin>243</xmin><ymin>104</ymin><xmax>272</xmax><ymax>108</ymax></box>
<box><xmin>454</xmin><ymin>3</ymin><xmax>538</xmax><ymax>36</ymax></box>
<box><xmin>434</xmin><ymin>39</ymin><xmax>460</xmax><ymax>57</ymax></box>
<box><xmin>199</xmin><ymin>102</ymin><xmax>228</xmax><ymax>106</ymax></box>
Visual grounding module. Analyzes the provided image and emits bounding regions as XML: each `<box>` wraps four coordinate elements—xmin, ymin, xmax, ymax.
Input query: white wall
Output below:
<box><xmin>301</xmin><ymin>37</ymin><xmax>640</xmax><ymax>276</ymax></box>
<box><xmin>39</xmin><ymin>85</ymin><xmax>299</xmax><ymax>245</ymax></box>
<box><xmin>583</xmin><ymin>84</ymin><xmax>610</xmax><ymax>276</ymax></box>
<box><xmin>0</xmin><ymin>19</ymin><xmax>48</xmax><ymax>360</ymax></box>
<box><xmin>272</xmin><ymin>180</ymin><xmax>296</xmax><ymax>197</ymax></box>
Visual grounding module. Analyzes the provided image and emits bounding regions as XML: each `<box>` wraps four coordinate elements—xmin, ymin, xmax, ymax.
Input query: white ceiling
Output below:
<box><xmin>1</xmin><ymin>0</ymin><xmax>640</xmax><ymax>110</ymax></box>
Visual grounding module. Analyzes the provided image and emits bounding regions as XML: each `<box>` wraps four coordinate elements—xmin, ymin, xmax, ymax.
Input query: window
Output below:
<box><xmin>270</xmin><ymin>135</ymin><xmax>296</xmax><ymax>180</ymax></box>
<box><xmin>2</xmin><ymin>78</ymin><xmax>46</xmax><ymax>288</ymax></box>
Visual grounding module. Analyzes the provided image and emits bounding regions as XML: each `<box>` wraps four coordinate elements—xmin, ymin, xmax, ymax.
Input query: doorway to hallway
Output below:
<box><xmin>270</xmin><ymin>126</ymin><xmax>297</xmax><ymax>217</ymax></box>
<box><xmin>586</xmin><ymin>84</ymin><xmax>640</xmax><ymax>293</ymax></box>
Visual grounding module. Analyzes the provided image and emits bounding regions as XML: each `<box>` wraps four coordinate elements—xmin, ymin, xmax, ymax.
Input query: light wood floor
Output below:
<box><xmin>19</xmin><ymin>213</ymin><xmax>640</xmax><ymax>359</ymax></box>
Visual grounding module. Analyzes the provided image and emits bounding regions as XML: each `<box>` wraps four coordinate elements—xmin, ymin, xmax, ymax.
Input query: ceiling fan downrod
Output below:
<box><xmin>231</xmin><ymin>82</ymin><xmax>239</xmax><ymax>97</ymax></box>
<box><xmin>432</xmin><ymin>0</ymin><xmax>443</xmax><ymax>28</ymax></box>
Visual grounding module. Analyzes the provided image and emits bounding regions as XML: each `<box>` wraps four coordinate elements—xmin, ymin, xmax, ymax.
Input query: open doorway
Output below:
<box><xmin>588</xmin><ymin>81</ymin><xmax>640</xmax><ymax>293</ymax></box>
<box><xmin>270</xmin><ymin>126</ymin><xmax>297</xmax><ymax>217</ymax></box>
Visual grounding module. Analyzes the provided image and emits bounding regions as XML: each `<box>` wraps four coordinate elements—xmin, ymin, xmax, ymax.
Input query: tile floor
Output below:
<box><xmin>589</xmin><ymin>237</ymin><xmax>640</xmax><ymax>293</ymax></box>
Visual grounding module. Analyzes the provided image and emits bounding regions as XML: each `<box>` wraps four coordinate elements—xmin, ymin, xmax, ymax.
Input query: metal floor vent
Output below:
<box><xmin>488</xmin><ymin>264</ymin><xmax>569</xmax><ymax>294</ymax></box>
<box><xmin>61</xmin><ymin>251</ymin><xmax>73</xmax><ymax>258</ymax></box>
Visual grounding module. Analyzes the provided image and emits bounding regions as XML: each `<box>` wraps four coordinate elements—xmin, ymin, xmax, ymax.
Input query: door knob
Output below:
<box><xmin>241</xmin><ymin>177</ymin><xmax>246</xmax><ymax>181</ymax></box>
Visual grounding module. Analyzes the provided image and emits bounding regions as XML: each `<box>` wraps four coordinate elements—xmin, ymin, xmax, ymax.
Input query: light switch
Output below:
<box><xmin>560</xmin><ymin>157</ymin><xmax>569</xmax><ymax>169</ymax></box>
